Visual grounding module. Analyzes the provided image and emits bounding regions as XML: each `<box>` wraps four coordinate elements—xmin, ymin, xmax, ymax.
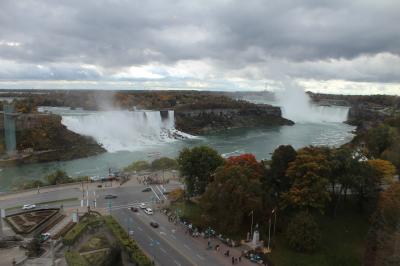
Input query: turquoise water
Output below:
<box><xmin>0</xmin><ymin>122</ymin><xmax>354</xmax><ymax>191</ymax></box>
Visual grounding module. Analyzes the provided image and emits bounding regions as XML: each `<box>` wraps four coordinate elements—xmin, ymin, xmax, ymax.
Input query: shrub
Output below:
<box><xmin>65</xmin><ymin>251</ymin><xmax>89</xmax><ymax>266</ymax></box>
<box><xmin>124</xmin><ymin>161</ymin><xmax>150</xmax><ymax>172</ymax></box>
<box><xmin>103</xmin><ymin>216</ymin><xmax>153</xmax><ymax>266</ymax></box>
<box><xmin>151</xmin><ymin>157</ymin><xmax>178</xmax><ymax>170</ymax></box>
<box><xmin>63</xmin><ymin>215</ymin><xmax>103</xmax><ymax>246</ymax></box>
<box><xmin>286</xmin><ymin>211</ymin><xmax>320</xmax><ymax>253</ymax></box>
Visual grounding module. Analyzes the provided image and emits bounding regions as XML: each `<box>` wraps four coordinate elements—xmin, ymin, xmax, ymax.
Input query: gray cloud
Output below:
<box><xmin>0</xmin><ymin>0</ymin><xmax>399</xmax><ymax>85</ymax></box>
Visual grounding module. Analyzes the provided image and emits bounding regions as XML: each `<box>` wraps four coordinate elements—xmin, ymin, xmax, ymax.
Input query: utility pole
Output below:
<box><xmin>250</xmin><ymin>210</ymin><xmax>254</xmax><ymax>238</ymax></box>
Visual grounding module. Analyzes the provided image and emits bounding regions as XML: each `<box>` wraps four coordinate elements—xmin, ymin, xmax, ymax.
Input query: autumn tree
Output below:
<box><xmin>200</xmin><ymin>154</ymin><xmax>265</xmax><ymax>236</ymax></box>
<box><xmin>178</xmin><ymin>146</ymin><xmax>224</xmax><ymax>196</ymax></box>
<box><xmin>283</xmin><ymin>147</ymin><xmax>331</xmax><ymax>212</ymax></box>
<box><xmin>365</xmin><ymin>124</ymin><xmax>394</xmax><ymax>157</ymax></box>
<box><xmin>368</xmin><ymin>159</ymin><xmax>397</xmax><ymax>184</ymax></box>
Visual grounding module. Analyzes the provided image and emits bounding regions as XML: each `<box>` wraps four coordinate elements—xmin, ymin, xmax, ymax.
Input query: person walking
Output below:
<box><xmin>232</xmin><ymin>256</ymin><xmax>235</xmax><ymax>264</ymax></box>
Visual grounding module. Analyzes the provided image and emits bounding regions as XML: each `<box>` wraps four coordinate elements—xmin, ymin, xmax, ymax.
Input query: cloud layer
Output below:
<box><xmin>0</xmin><ymin>0</ymin><xmax>399</xmax><ymax>94</ymax></box>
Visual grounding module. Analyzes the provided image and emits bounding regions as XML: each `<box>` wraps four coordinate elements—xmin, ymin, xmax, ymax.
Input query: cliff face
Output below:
<box><xmin>347</xmin><ymin>103</ymin><xmax>393</xmax><ymax>132</ymax></box>
<box><xmin>0</xmin><ymin>113</ymin><xmax>105</xmax><ymax>164</ymax></box>
<box><xmin>175</xmin><ymin>104</ymin><xmax>294</xmax><ymax>134</ymax></box>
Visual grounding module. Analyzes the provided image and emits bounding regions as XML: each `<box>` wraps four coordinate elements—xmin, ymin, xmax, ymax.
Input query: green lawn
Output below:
<box><xmin>171</xmin><ymin>200</ymin><xmax>369</xmax><ymax>266</ymax></box>
<box><xmin>79</xmin><ymin>234</ymin><xmax>110</xmax><ymax>253</ymax></box>
<box><xmin>267</xmin><ymin>209</ymin><xmax>369</xmax><ymax>266</ymax></box>
<box><xmin>82</xmin><ymin>250</ymin><xmax>110</xmax><ymax>265</ymax></box>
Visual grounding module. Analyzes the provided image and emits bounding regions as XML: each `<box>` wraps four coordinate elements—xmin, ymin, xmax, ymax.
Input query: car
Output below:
<box><xmin>104</xmin><ymin>194</ymin><xmax>117</xmax><ymax>199</ymax></box>
<box><xmin>130</xmin><ymin>207</ymin><xmax>139</xmax><ymax>212</ymax></box>
<box><xmin>39</xmin><ymin>232</ymin><xmax>51</xmax><ymax>242</ymax></box>
<box><xmin>150</xmin><ymin>221</ymin><xmax>159</xmax><ymax>228</ymax></box>
<box><xmin>142</xmin><ymin>187</ymin><xmax>151</xmax><ymax>192</ymax></box>
<box><xmin>22</xmin><ymin>204</ymin><xmax>36</xmax><ymax>210</ymax></box>
<box><xmin>139</xmin><ymin>203</ymin><xmax>147</xmax><ymax>209</ymax></box>
<box><xmin>144</xmin><ymin>208</ymin><xmax>153</xmax><ymax>215</ymax></box>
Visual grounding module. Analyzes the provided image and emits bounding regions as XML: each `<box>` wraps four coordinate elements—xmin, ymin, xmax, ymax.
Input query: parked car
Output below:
<box><xmin>139</xmin><ymin>203</ymin><xmax>147</xmax><ymax>209</ymax></box>
<box><xmin>130</xmin><ymin>207</ymin><xmax>139</xmax><ymax>212</ymax></box>
<box><xmin>22</xmin><ymin>204</ymin><xmax>36</xmax><ymax>210</ymax></box>
<box><xmin>144</xmin><ymin>208</ymin><xmax>153</xmax><ymax>215</ymax></box>
<box><xmin>150</xmin><ymin>221</ymin><xmax>159</xmax><ymax>228</ymax></box>
<box><xmin>104</xmin><ymin>194</ymin><xmax>117</xmax><ymax>199</ymax></box>
<box><xmin>142</xmin><ymin>187</ymin><xmax>151</xmax><ymax>192</ymax></box>
<box><xmin>39</xmin><ymin>232</ymin><xmax>51</xmax><ymax>243</ymax></box>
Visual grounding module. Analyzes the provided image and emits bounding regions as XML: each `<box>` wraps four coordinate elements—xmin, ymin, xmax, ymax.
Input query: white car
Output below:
<box><xmin>22</xmin><ymin>204</ymin><xmax>36</xmax><ymax>210</ymax></box>
<box><xmin>144</xmin><ymin>208</ymin><xmax>153</xmax><ymax>215</ymax></box>
<box><xmin>139</xmin><ymin>203</ymin><xmax>147</xmax><ymax>209</ymax></box>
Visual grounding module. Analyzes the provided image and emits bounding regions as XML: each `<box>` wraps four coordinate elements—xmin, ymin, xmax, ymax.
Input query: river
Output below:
<box><xmin>0</xmin><ymin>105</ymin><xmax>355</xmax><ymax>191</ymax></box>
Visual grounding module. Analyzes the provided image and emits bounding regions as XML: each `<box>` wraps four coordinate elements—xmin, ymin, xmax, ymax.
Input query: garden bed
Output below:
<box><xmin>4</xmin><ymin>208</ymin><xmax>59</xmax><ymax>234</ymax></box>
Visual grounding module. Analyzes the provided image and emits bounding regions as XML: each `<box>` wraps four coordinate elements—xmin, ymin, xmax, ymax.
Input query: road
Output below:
<box><xmin>0</xmin><ymin>181</ymin><xmax>235</xmax><ymax>265</ymax></box>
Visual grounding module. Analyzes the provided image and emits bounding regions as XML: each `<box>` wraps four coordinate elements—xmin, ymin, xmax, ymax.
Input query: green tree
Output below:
<box><xmin>200</xmin><ymin>154</ymin><xmax>265</xmax><ymax>236</ymax></box>
<box><xmin>45</xmin><ymin>170</ymin><xmax>71</xmax><ymax>185</ymax></box>
<box><xmin>364</xmin><ymin>183</ymin><xmax>400</xmax><ymax>266</ymax></box>
<box><xmin>366</xmin><ymin>124</ymin><xmax>394</xmax><ymax>157</ymax></box>
<box><xmin>283</xmin><ymin>147</ymin><xmax>330</xmax><ymax>212</ymax></box>
<box><xmin>124</xmin><ymin>160</ymin><xmax>150</xmax><ymax>172</ymax></box>
<box><xmin>177</xmin><ymin>146</ymin><xmax>224</xmax><ymax>196</ymax></box>
<box><xmin>286</xmin><ymin>211</ymin><xmax>320</xmax><ymax>253</ymax></box>
<box><xmin>350</xmin><ymin>161</ymin><xmax>382</xmax><ymax>212</ymax></box>
<box><xmin>151</xmin><ymin>157</ymin><xmax>178</xmax><ymax>170</ymax></box>
<box><xmin>266</xmin><ymin>145</ymin><xmax>297</xmax><ymax>202</ymax></box>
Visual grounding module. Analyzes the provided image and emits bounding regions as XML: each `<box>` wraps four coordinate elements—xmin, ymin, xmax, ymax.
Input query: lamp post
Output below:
<box><xmin>249</xmin><ymin>210</ymin><xmax>254</xmax><ymax>238</ymax></box>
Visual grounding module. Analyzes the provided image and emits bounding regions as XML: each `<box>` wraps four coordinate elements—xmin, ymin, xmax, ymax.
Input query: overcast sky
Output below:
<box><xmin>0</xmin><ymin>0</ymin><xmax>399</xmax><ymax>94</ymax></box>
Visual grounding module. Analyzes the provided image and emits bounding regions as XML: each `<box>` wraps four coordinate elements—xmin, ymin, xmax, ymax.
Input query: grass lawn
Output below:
<box><xmin>267</xmin><ymin>208</ymin><xmax>369</xmax><ymax>266</ymax></box>
<box><xmin>79</xmin><ymin>234</ymin><xmax>110</xmax><ymax>253</ymax></box>
<box><xmin>171</xmin><ymin>200</ymin><xmax>369</xmax><ymax>266</ymax></box>
<box><xmin>82</xmin><ymin>249</ymin><xmax>109</xmax><ymax>265</ymax></box>
<box><xmin>170</xmin><ymin>200</ymin><xmax>203</xmax><ymax>227</ymax></box>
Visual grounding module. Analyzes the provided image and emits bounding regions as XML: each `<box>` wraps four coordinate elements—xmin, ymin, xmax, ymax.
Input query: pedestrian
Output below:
<box><xmin>235</xmin><ymin>257</ymin><xmax>238</xmax><ymax>264</ymax></box>
<box><xmin>239</xmin><ymin>256</ymin><xmax>241</xmax><ymax>262</ymax></box>
<box><xmin>232</xmin><ymin>256</ymin><xmax>235</xmax><ymax>264</ymax></box>
<box><xmin>227</xmin><ymin>250</ymin><xmax>230</xmax><ymax>256</ymax></box>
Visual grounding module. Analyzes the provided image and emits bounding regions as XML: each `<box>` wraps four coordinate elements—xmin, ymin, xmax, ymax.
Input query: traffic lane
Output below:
<box><xmin>95</xmin><ymin>185</ymin><xmax>155</xmax><ymax>208</ymax></box>
<box><xmin>113</xmin><ymin>208</ymin><xmax>194</xmax><ymax>266</ymax></box>
<box><xmin>0</xmin><ymin>188</ymin><xmax>81</xmax><ymax>209</ymax></box>
<box><xmin>136</xmin><ymin>211</ymin><xmax>222</xmax><ymax>266</ymax></box>
<box><xmin>6</xmin><ymin>200</ymin><xmax>80</xmax><ymax>215</ymax></box>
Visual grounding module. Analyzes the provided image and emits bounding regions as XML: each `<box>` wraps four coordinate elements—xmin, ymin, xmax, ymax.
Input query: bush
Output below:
<box><xmin>103</xmin><ymin>216</ymin><xmax>153</xmax><ymax>266</ymax></box>
<box><xmin>151</xmin><ymin>157</ymin><xmax>178</xmax><ymax>170</ymax></box>
<box><xmin>124</xmin><ymin>160</ymin><xmax>150</xmax><ymax>172</ymax></box>
<box><xmin>286</xmin><ymin>211</ymin><xmax>320</xmax><ymax>253</ymax></box>
<box><xmin>63</xmin><ymin>215</ymin><xmax>103</xmax><ymax>246</ymax></box>
<box><xmin>65</xmin><ymin>251</ymin><xmax>89</xmax><ymax>266</ymax></box>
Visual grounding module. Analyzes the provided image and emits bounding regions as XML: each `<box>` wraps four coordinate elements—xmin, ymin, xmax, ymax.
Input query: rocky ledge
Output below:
<box><xmin>0</xmin><ymin>113</ymin><xmax>105</xmax><ymax>166</ymax></box>
<box><xmin>174</xmin><ymin>103</ymin><xmax>294</xmax><ymax>135</ymax></box>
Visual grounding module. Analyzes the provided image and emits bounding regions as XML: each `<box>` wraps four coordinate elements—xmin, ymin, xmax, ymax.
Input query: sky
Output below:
<box><xmin>0</xmin><ymin>0</ymin><xmax>399</xmax><ymax>95</ymax></box>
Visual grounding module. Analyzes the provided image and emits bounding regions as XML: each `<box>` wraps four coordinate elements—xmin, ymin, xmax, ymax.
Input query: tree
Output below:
<box><xmin>27</xmin><ymin>237</ymin><xmax>42</xmax><ymax>257</ymax></box>
<box><xmin>151</xmin><ymin>157</ymin><xmax>178</xmax><ymax>170</ymax></box>
<box><xmin>286</xmin><ymin>211</ymin><xmax>320</xmax><ymax>253</ymax></box>
<box><xmin>364</xmin><ymin>183</ymin><xmax>400</xmax><ymax>266</ymax></box>
<box><xmin>200</xmin><ymin>154</ymin><xmax>265</xmax><ymax>235</ymax></box>
<box><xmin>350</xmin><ymin>161</ymin><xmax>382</xmax><ymax>212</ymax></box>
<box><xmin>366</xmin><ymin>124</ymin><xmax>394</xmax><ymax>157</ymax></box>
<box><xmin>266</xmin><ymin>145</ymin><xmax>297</xmax><ymax>201</ymax></box>
<box><xmin>368</xmin><ymin>159</ymin><xmax>397</xmax><ymax>184</ymax></box>
<box><xmin>178</xmin><ymin>146</ymin><xmax>224</xmax><ymax>196</ymax></box>
<box><xmin>283</xmin><ymin>147</ymin><xmax>331</xmax><ymax>212</ymax></box>
<box><xmin>45</xmin><ymin>170</ymin><xmax>71</xmax><ymax>185</ymax></box>
<box><xmin>123</xmin><ymin>160</ymin><xmax>150</xmax><ymax>172</ymax></box>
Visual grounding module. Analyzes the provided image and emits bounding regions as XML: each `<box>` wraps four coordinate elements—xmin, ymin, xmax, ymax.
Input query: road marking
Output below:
<box><xmin>174</xmin><ymin>260</ymin><xmax>181</xmax><ymax>266</ymax></box>
<box><xmin>170</xmin><ymin>234</ymin><xmax>177</xmax><ymax>240</ymax></box>
<box><xmin>137</xmin><ymin>226</ymin><xmax>144</xmax><ymax>231</ymax></box>
<box><xmin>183</xmin><ymin>244</ymin><xmax>190</xmax><ymax>250</ymax></box>
<box><xmin>171</xmin><ymin>229</ymin><xmax>176</xmax><ymax>233</ymax></box>
<box><xmin>196</xmin><ymin>254</ymin><xmax>205</xmax><ymax>260</ymax></box>
<box><xmin>160</xmin><ymin>247</ymin><xmax>167</xmax><ymax>254</ymax></box>
<box><xmin>156</xmin><ymin>185</ymin><xmax>168</xmax><ymax>200</ymax></box>
<box><xmin>160</xmin><ymin>231</ymin><xmax>166</xmax><ymax>235</ymax></box>
<box><xmin>150</xmin><ymin>186</ymin><xmax>161</xmax><ymax>201</ymax></box>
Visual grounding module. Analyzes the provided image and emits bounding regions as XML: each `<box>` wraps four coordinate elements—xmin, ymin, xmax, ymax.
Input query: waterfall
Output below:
<box><xmin>39</xmin><ymin>107</ymin><xmax>190</xmax><ymax>152</ymax></box>
<box><xmin>275</xmin><ymin>81</ymin><xmax>349</xmax><ymax>123</ymax></box>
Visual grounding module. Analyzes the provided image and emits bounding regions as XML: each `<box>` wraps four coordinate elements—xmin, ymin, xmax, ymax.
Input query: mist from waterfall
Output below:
<box><xmin>275</xmin><ymin>81</ymin><xmax>349</xmax><ymax>123</ymax></box>
<box><xmin>39</xmin><ymin>107</ymin><xmax>191</xmax><ymax>152</ymax></box>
